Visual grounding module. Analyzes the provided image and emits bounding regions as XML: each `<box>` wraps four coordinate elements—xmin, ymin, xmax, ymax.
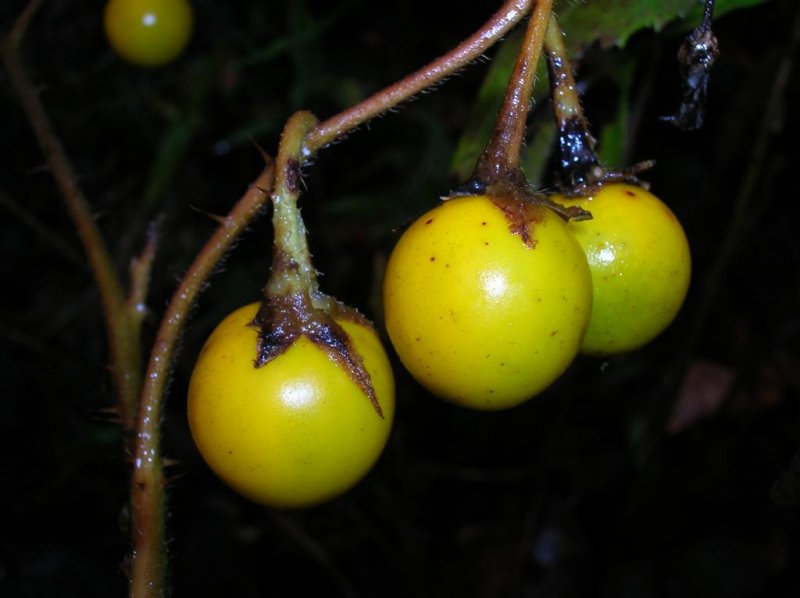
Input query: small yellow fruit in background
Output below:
<box><xmin>104</xmin><ymin>0</ymin><xmax>194</xmax><ymax>67</ymax></box>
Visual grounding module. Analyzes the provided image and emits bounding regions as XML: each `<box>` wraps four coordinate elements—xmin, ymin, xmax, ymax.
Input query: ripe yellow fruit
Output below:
<box><xmin>188</xmin><ymin>303</ymin><xmax>395</xmax><ymax>508</ymax></box>
<box><xmin>383</xmin><ymin>195</ymin><xmax>592</xmax><ymax>410</ymax></box>
<box><xmin>553</xmin><ymin>183</ymin><xmax>691</xmax><ymax>355</ymax></box>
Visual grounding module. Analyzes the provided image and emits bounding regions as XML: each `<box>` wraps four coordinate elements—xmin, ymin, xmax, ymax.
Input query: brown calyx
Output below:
<box><xmin>251</xmin><ymin>288</ymin><xmax>383</xmax><ymax>418</ymax></box>
<box><xmin>448</xmin><ymin>159</ymin><xmax>591</xmax><ymax>248</ymax></box>
<box><xmin>555</xmin><ymin>157</ymin><xmax>657</xmax><ymax>198</ymax></box>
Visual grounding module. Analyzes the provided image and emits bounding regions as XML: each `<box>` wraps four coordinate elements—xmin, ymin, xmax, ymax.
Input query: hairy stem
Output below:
<box><xmin>475</xmin><ymin>0</ymin><xmax>553</xmax><ymax>181</ymax></box>
<box><xmin>129</xmin><ymin>163</ymin><xmax>276</xmax><ymax>598</ymax></box>
<box><xmin>303</xmin><ymin>0</ymin><xmax>534</xmax><ymax>155</ymax></box>
<box><xmin>266</xmin><ymin>111</ymin><xmax>320</xmax><ymax>297</ymax></box>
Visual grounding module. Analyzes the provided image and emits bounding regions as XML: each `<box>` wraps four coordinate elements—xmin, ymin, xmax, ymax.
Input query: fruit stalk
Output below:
<box><xmin>264</xmin><ymin>111</ymin><xmax>320</xmax><ymax>298</ymax></box>
<box><xmin>543</xmin><ymin>15</ymin><xmax>653</xmax><ymax>195</ymax></box>
<box><xmin>543</xmin><ymin>15</ymin><xmax>599</xmax><ymax>191</ymax></box>
<box><xmin>472</xmin><ymin>0</ymin><xmax>553</xmax><ymax>187</ymax></box>
<box><xmin>461</xmin><ymin>0</ymin><xmax>586</xmax><ymax>221</ymax></box>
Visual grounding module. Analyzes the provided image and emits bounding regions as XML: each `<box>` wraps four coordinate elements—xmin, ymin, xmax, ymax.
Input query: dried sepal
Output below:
<box><xmin>662</xmin><ymin>0</ymin><xmax>720</xmax><ymax>130</ymax></box>
<box><xmin>556</xmin><ymin>160</ymin><xmax>657</xmax><ymax>198</ymax></box>
<box><xmin>251</xmin><ymin>290</ymin><xmax>384</xmax><ymax>418</ymax></box>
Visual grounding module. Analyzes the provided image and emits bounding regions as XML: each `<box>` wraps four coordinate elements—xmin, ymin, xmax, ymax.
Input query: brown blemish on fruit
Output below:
<box><xmin>625</xmin><ymin>189</ymin><xmax>636</xmax><ymax>197</ymax></box>
<box><xmin>425</xmin><ymin>218</ymin><xmax>434</xmax><ymax>225</ymax></box>
<box><xmin>489</xmin><ymin>193</ymin><xmax>544</xmax><ymax>249</ymax></box>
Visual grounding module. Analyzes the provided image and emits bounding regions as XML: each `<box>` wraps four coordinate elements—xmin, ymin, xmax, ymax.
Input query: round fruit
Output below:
<box><xmin>187</xmin><ymin>303</ymin><xmax>395</xmax><ymax>509</ymax></box>
<box><xmin>383</xmin><ymin>195</ymin><xmax>592</xmax><ymax>410</ymax></box>
<box><xmin>553</xmin><ymin>183</ymin><xmax>691</xmax><ymax>355</ymax></box>
<box><xmin>104</xmin><ymin>0</ymin><xmax>193</xmax><ymax>67</ymax></box>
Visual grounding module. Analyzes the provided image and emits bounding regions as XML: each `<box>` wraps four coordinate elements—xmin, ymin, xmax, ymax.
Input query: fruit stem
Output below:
<box><xmin>303</xmin><ymin>0</ymin><xmax>534</xmax><ymax>154</ymax></box>
<box><xmin>471</xmin><ymin>0</ymin><xmax>553</xmax><ymax>187</ymax></box>
<box><xmin>454</xmin><ymin>1</ymin><xmax>588</xmax><ymax>221</ymax></box>
<box><xmin>543</xmin><ymin>14</ymin><xmax>654</xmax><ymax>196</ymax></box>
<box><xmin>265</xmin><ymin>111</ymin><xmax>321</xmax><ymax>297</ymax></box>
<box><xmin>543</xmin><ymin>15</ymin><xmax>600</xmax><ymax>190</ymax></box>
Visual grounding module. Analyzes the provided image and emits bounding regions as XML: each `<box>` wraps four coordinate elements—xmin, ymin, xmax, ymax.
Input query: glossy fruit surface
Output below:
<box><xmin>554</xmin><ymin>183</ymin><xmax>691</xmax><ymax>355</ymax></box>
<box><xmin>104</xmin><ymin>0</ymin><xmax>193</xmax><ymax>67</ymax></box>
<box><xmin>188</xmin><ymin>303</ymin><xmax>394</xmax><ymax>509</ymax></box>
<box><xmin>383</xmin><ymin>195</ymin><xmax>592</xmax><ymax>410</ymax></box>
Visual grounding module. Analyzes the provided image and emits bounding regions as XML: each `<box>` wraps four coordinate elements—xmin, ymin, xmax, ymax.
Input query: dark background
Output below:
<box><xmin>1</xmin><ymin>0</ymin><xmax>799</xmax><ymax>596</ymax></box>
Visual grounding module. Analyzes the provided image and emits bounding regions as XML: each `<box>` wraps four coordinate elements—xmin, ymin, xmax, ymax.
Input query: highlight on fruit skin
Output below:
<box><xmin>104</xmin><ymin>0</ymin><xmax>194</xmax><ymax>67</ymax></box>
<box><xmin>552</xmin><ymin>183</ymin><xmax>692</xmax><ymax>356</ymax></box>
<box><xmin>187</xmin><ymin>303</ymin><xmax>395</xmax><ymax>509</ymax></box>
<box><xmin>383</xmin><ymin>194</ymin><xmax>593</xmax><ymax>410</ymax></box>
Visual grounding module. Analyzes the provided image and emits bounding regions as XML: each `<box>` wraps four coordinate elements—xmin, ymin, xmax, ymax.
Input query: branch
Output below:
<box><xmin>303</xmin><ymin>0</ymin><xmax>533</xmax><ymax>154</ymax></box>
<box><xmin>1</xmin><ymin>3</ymin><xmax>142</xmax><ymax>434</ymax></box>
<box><xmin>129</xmin><ymin>163</ymin><xmax>276</xmax><ymax>598</ymax></box>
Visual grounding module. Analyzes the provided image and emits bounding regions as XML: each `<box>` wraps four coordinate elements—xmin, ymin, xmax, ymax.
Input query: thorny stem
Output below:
<box><xmin>1</xmin><ymin>4</ymin><xmax>143</xmax><ymax>436</ymax></box>
<box><xmin>544</xmin><ymin>14</ymin><xmax>654</xmax><ymax>195</ymax></box>
<box><xmin>303</xmin><ymin>0</ymin><xmax>534</xmax><ymax>155</ymax></box>
<box><xmin>130</xmin><ymin>163</ymin><xmax>276</xmax><ymax>598</ymax></box>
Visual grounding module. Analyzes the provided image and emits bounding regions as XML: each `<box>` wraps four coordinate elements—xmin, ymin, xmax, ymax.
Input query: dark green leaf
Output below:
<box><xmin>556</xmin><ymin>0</ymin><xmax>771</xmax><ymax>52</ymax></box>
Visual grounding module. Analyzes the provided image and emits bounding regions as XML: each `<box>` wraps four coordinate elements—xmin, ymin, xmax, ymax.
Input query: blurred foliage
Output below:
<box><xmin>1</xmin><ymin>0</ymin><xmax>799</xmax><ymax>596</ymax></box>
<box><xmin>557</xmin><ymin>0</ymin><xmax>769</xmax><ymax>51</ymax></box>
